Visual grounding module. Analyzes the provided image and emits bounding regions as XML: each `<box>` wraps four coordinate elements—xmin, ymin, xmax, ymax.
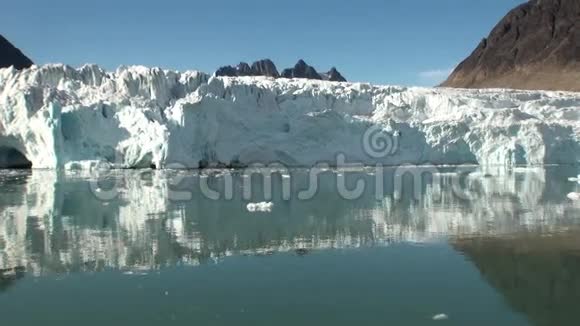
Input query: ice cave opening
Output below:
<box><xmin>0</xmin><ymin>147</ymin><xmax>32</xmax><ymax>169</ymax></box>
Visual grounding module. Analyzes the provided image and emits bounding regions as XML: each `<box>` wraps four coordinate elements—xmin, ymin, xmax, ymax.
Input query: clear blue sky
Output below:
<box><xmin>1</xmin><ymin>0</ymin><xmax>522</xmax><ymax>86</ymax></box>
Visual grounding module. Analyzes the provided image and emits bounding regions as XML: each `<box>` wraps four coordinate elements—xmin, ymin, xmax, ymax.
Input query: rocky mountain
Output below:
<box><xmin>251</xmin><ymin>59</ymin><xmax>279</xmax><ymax>77</ymax></box>
<box><xmin>0</xmin><ymin>34</ymin><xmax>33</xmax><ymax>70</ymax></box>
<box><xmin>214</xmin><ymin>65</ymin><xmax>238</xmax><ymax>77</ymax></box>
<box><xmin>216</xmin><ymin>59</ymin><xmax>279</xmax><ymax>78</ymax></box>
<box><xmin>216</xmin><ymin>59</ymin><xmax>346</xmax><ymax>82</ymax></box>
<box><xmin>280</xmin><ymin>59</ymin><xmax>322</xmax><ymax>80</ymax></box>
<box><xmin>215</xmin><ymin>62</ymin><xmax>250</xmax><ymax>77</ymax></box>
<box><xmin>441</xmin><ymin>0</ymin><xmax>579</xmax><ymax>92</ymax></box>
<box><xmin>321</xmin><ymin>67</ymin><xmax>347</xmax><ymax>82</ymax></box>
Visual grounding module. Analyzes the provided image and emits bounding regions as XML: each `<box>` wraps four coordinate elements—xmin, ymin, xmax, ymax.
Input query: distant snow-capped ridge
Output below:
<box><xmin>0</xmin><ymin>64</ymin><xmax>579</xmax><ymax>169</ymax></box>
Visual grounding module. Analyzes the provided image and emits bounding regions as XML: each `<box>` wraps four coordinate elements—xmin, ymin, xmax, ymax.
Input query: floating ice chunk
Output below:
<box><xmin>123</xmin><ymin>271</ymin><xmax>148</xmax><ymax>276</ymax></box>
<box><xmin>246</xmin><ymin>202</ymin><xmax>274</xmax><ymax>212</ymax></box>
<box><xmin>432</xmin><ymin>313</ymin><xmax>448</xmax><ymax>321</ymax></box>
<box><xmin>64</xmin><ymin>160</ymin><xmax>111</xmax><ymax>171</ymax></box>
<box><xmin>567</xmin><ymin>192</ymin><xmax>580</xmax><ymax>201</ymax></box>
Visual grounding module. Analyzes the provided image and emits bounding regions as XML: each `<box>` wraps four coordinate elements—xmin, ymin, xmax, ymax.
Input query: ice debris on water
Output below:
<box><xmin>246</xmin><ymin>202</ymin><xmax>274</xmax><ymax>212</ymax></box>
<box><xmin>432</xmin><ymin>313</ymin><xmax>448</xmax><ymax>321</ymax></box>
<box><xmin>567</xmin><ymin>192</ymin><xmax>580</xmax><ymax>201</ymax></box>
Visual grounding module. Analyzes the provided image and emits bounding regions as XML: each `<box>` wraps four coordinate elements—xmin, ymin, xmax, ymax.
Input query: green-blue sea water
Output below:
<box><xmin>1</xmin><ymin>166</ymin><xmax>579</xmax><ymax>325</ymax></box>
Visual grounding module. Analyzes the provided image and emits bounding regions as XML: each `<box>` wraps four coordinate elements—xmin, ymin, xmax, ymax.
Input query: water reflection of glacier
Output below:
<box><xmin>1</xmin><ymin>167</ymin><xmax>579</xmax><ymax>276</ymax></box>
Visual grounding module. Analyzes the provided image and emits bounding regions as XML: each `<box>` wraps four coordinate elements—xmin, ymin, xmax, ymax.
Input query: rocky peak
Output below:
<box><xmin>215</xmin><ymin>58</ymin><xmax>347</xmax><ymax>82</ymax></box>
<box><xmin>441</xmin><ymin>0</ymin><xmax>580</xmax><ymax>91</ymax></box>
<box><xmin>251</xmin><ymin>59</ymin><xmax>279</xmax><ymax>78</ymax></box>
<box><xmin>236</xmin><ymin>62</ymin><xmax>253</xmax><ymax>76</ymax></box>
<box><xmin>214</xmin><ymin>65</ymin><xmax>237</xmax><ymax>77</ymax></box>
<box><xmin>281</xmin><ymin>60</ymin><xmax>322</xmax><ymax>80</ymax></box>
<box><xmin>324</xmin><ymin>67</ymin><xmax>347</xmax><ymax>82</ymax></box>
<box><xmin>0</xmin><ymin>34</ymin><xmax>33</xmax><ymax>70</ymax></box>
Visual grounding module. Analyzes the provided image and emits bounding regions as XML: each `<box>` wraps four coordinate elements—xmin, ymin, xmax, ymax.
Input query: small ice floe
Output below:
<box><xmin>432</xmin><ymin>313</ymin><xmax>448</xmax><ymax>321</ymax></box>
<box><xmin>567</xmin><ymin>192</ymin><xmax>580</xmax><ymax>201</ymax></box>
<box><xmin>123</xmin><ymin>270</ymin><xmax>148</xmax><ymax>276</ymax></box>
<box><xmin>568</xmin><ymin>176</ymin><xmax>579</xmax><ymax>182</ymax></box>
<box><xmin>246</xmin><ymin>202</ymin><xmax>274</xmax><ymax>212</ymax></box>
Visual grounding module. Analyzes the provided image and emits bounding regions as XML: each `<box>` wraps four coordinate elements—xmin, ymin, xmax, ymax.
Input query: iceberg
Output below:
<box><xmin>0</xmin><ymin>64</ymin><xmax>579</xmax><ymax>169</ymax></box>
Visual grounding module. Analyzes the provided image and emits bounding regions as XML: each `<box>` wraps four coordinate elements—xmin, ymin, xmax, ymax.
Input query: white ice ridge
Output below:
<box><xmin>1</xmin><ymin>64</ymin><xmax>579</xmax><ymax>169</ymax></box>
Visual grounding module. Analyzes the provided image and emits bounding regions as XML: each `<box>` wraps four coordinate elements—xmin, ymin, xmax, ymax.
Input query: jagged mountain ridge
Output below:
<box><xmin>216</xmin><ymin>59</ymin><xmax>347</xmax><ymax>82</ymax></box>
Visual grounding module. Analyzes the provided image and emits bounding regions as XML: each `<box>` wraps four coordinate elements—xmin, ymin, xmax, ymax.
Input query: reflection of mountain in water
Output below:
<box><xmin>454</xmin><ymin>233</ymin><xmax>580</xmax><ymax>326</ymax></box>
<box><xmin>0</xmin><ymin>167</ymin><xmax>579</xmax><ymax>276</ymax></box>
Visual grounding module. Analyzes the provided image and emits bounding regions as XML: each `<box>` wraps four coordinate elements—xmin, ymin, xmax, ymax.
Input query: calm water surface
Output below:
<box><xmin>0</xmin><ymin>166</ymin><xmax>579</xmax><ymax>325</ymax></box>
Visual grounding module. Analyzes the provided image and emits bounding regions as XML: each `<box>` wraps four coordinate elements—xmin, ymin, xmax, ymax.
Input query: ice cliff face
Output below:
<box><xmin>0</xmin><ymin>64</ymin><xmax>579</xmax><ymax>169</ymax></box>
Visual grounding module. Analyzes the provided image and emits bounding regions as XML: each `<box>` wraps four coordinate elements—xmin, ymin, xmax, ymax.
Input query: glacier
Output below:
<box><xmin>0</xmin><ymin>64</ymin><xmax>579</xmax><ymax>169</ymax></box>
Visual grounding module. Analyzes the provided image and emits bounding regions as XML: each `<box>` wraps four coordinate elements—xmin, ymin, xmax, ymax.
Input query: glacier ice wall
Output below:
<box><xmin>0</xmin><ymin>64</ymin><xmax>579</xmax><ymax>169</ymax></box>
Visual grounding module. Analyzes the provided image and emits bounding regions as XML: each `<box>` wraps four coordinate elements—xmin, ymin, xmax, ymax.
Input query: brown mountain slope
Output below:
<box><xmin>441</xmin><ymin>0</ymin><xmax>580</xmax><ymax>92</ymax></box>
